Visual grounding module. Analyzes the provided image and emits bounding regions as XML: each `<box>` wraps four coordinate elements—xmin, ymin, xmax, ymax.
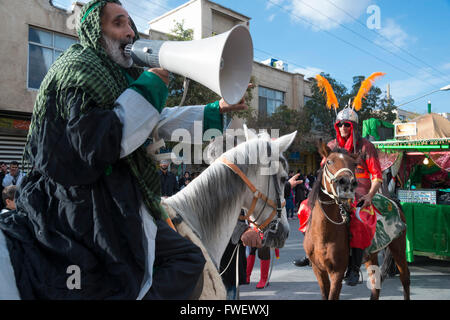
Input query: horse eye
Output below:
<box><xmin>327</xmin><ymin>160</ymin><xmax>333</xmax><ymax>165</ymax></box>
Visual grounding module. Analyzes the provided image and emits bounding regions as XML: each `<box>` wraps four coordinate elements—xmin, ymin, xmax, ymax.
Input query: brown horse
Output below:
<box><xmin>303</xmin><ymin>141</ymin><xmax>410</xmax><ymax>300</ymax></box>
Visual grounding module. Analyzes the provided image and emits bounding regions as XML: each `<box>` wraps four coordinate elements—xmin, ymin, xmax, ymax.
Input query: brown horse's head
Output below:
<box><xmin>317</xmin><ymin>140</ymin><xmax>359</xmax><ymax>201</ymax></box>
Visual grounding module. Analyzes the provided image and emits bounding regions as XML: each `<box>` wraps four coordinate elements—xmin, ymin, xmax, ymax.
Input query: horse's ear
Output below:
<box><xmin>244</xmin><ymin>124</ymin><xmax>258</xmax><ymax>141</ymax></box>
<box><xmin>317</xmin><ymin>139</ymin><xmax>331</xmax><ymax>158</ymax></box>
<box><xmin>276</xmin><ymin>131</ymin><xmax>297</xmax><ymax>153</ymax></box>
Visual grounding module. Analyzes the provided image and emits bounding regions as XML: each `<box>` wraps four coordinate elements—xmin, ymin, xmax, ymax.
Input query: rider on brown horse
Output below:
<box><xmin>328</xmin><ymin>106</ymin><xmax>383</xmax><ymax>286</ymax></box>
<box><xmin>297</xmin><ymin>73</ymin><xmax>385</xmax><ymax>286</ymax></box>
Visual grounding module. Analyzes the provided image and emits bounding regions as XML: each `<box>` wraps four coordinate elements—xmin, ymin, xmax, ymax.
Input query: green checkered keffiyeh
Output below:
<box><xmin>27</xmin><ymin>0</ymin><xmax>167</xmax><ymax>220</ymax></box>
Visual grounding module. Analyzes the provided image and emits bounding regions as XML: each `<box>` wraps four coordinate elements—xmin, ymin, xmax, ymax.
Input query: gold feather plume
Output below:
<box><xmin>353</xmin><ymin>72</ymin><xmax>386</xmax><ymax>111</ymax></box>
<box><xmin>315</xmin><ymin>74</ymin><xmax>339</xmax><ymax>110</ymax></box>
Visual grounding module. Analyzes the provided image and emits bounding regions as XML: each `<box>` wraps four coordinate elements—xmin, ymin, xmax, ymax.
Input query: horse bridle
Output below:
<box><xmin>319</xmin><ymin>158</ymin><xmax>356</xmax><ymax>225</ymax></box>
<box><xmin>321</xmin><ymin>160</ymin><xmax>355</xmax><ymax>203</ymax></box>
<box><xmin>219</xmin><ymin>157</ymin><xmax>285</xmax><ymax>234</ymax></box>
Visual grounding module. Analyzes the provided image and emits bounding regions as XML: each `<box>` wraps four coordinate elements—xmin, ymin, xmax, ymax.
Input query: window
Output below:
<box><xmin>258</xmin><ymin>86</ymin><xmax>285</xmax><ymax>117</ymax></box>
<box><xmin>28</xmin><ymin>27</ymin><xmax>78</xmax><ymax>89</ymax></box>
<box><xmin>304</xmin><ymin>96</ymin><xmax>313</xmax><ymax>105</ymax></box>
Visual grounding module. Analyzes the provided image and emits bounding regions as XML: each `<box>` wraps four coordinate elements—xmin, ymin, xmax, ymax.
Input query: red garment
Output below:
<box><xmin>298</xmin><ymin>199</ymin><xmax>310</xmax><ymax>233</ymax></box>
<box><xmin>327</xmin><ymin>137</ymin><xmax>382</xmax><ymax>200</ymax></box>
<box><xmin>349</xmin><ymin>203</ymin><xmax>378</xmax><ymax>249</ymax></box>
<box><xmin>298</xmin><ymin>135</ymin><xmax>382</xmax><ymax>249</ymax></box>
<box><xmin>297</xmin><ymin>200</ymin><xmax>377</xmax><ymax>249</ymax></box>
<box><xmin>334</xmin><ymin>121</ymin><xmax>355</xmax><ymax>153</ymax></box>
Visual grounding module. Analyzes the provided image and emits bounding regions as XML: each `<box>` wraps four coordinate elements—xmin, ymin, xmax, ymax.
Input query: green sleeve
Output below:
<box><xmin>203</xmin><ymin>100</ymin><xmax>223</xmax><ymax>133</ymax></box>
<box><xmin>128</xmin><ymin>71</ymin><xmax>168</xmax><ymax>113</ymax></box>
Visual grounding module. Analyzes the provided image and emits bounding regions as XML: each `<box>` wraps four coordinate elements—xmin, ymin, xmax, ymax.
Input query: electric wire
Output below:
<box><xmin>325</xmin><ymin>0</ymin><xmax>450</xmax><ymax>83</ymax></box>
<box><xmin>264</xmin><ymin>0</ymin><xmax>442</xmax><ymax>90</ymax></box>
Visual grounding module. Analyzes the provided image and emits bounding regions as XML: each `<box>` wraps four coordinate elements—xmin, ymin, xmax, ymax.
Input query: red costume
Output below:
<box><xmin>302</xmin><ymin>72</ymin><xmax>386</xmax><ymax>286</ymax></box>
<box><xmin>298</xmin><ymin>128</ymin><xmax>382</xmax><ymax>249</ymax></box>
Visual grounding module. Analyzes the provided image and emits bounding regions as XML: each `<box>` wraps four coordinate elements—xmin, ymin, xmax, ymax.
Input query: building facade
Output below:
<box><xmin>0</xmin><ymin>0</ymin><xmax>82</xmax><ymax>163</ymax></box>
<box><xmin>0</xmin><ymin>0</ymin><xmax>313</xmax><ymax>171</ymax></box>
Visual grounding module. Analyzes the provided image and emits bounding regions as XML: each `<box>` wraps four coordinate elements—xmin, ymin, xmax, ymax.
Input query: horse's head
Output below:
<box><xmin>220</xmin><ymin>131</ymin><xmax>297</xmax><ymax>249</ymax></box>
<box><xmin>317</xmin><ymin>140</ymin><xmax>359</xmax><ymax>202</ymax></box>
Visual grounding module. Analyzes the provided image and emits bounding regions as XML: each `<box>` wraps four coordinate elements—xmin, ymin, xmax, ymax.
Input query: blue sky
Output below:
<box><xmin>53</xmin><ymin>0</ymin><xmax>450</xmax><ymax>114</ymax></box>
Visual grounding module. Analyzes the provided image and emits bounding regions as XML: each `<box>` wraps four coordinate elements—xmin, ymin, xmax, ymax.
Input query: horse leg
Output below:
<box><xmin>311</xmin><ymin>263</ymin><xmax>330</xmax><ymax>300</ymax></box>
<box><xmin>365</xmin><ymin>253</ymin><xmax>381</xmax><ymax>300</ymax></box>
<box><xmin>388</xmin><ymin>234</ymin><xmax>411</xmax><ymax>300</ymax></box>
<box><xmin>328</xmin><ymin>271</ymin><xmax>344</xmax><ymax>300</ymax></box>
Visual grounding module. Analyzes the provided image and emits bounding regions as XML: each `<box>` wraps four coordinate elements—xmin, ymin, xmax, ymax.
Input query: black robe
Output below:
<box><xmin>0</xmin><ymin>89</ymin><xmax>149</xmax><ymax>299</ymax></box>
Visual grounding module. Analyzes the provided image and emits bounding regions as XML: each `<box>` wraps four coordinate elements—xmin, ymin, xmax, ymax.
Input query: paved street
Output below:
<box><xmin>240</xmin><ymin>218</ymin><xmax>450</xmax><ymax>300</ymax></box>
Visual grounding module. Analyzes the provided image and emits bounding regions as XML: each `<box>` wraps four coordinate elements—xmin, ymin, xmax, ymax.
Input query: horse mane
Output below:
<box><xmin>165</xmin><ymin>158</ymin><xmax>247</xmax><ymax>244</ymax></box>
<box><xmin>165</xmin><ymin>133</ymin><xmax>279</xmax><ymax>246</ymax></box>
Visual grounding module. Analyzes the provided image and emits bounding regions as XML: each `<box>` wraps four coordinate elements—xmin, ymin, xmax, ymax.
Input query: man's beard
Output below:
<box><xmin>101</xmin><ymin>34</ymin><xmax>133</xmax><ymax>68</ymax></box>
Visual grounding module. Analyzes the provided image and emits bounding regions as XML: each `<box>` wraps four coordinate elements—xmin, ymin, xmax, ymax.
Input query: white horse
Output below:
<box><xmin>0</xmin><ymin>131</ymin><xmax>297</xmax><ymax>299</ymax></box>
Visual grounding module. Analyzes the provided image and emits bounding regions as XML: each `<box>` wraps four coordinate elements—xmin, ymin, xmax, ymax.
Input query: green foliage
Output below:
<box><xmin>167</xmin><ymin>20</ymin><xmax>194</xmax><ymax>41</ymax></box>
<box><xmin>376</xmin><ymin>96</ymin><xmax>397</xmax><ymax>123</ymax></box>
<box><xmin>304</xmin><ymin>73</ymin><xmax>348</xmax><ymax>139</ymax></box>
<box><xmin>234</xmin><ymin>72</ymin><xmax>399</xmax><ymax>153</ymax></box>
<box><xmin>238</xmin><ymin>104</ymin><xmax>311</xmax><ymax>152</ymax></box>
<box><xmin>305</xmin><ymin>73</ymin><xmax>397</xmax><ymax>141</ymax></box>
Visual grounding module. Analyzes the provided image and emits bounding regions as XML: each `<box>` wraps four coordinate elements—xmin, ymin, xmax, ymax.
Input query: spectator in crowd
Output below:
<box><xmin>220</xmin><ymin>210</ymin><xmax>262</xmax><ymax>299</ymax></box>
<box><xmin>294</xmin><ymin>170</ymin><xmax>307</xmax><ymax>210</ymax></box>
<box><xmin>284</xmin><ymin>171</ymin><xmax>296</xmax><ymax>219</ymax></box>
<box><xmin>2</xmin><ymin>161</ymin><xmax>25</xmax><ymax>188</ymax></box>
<box><xmin>1</xmin><ymin>185</ymin><xmax>17</xmax><ymax>215</ymax></box>
<box><xmin>178</xmin><ymin>171</ymin><xmax>191</xmax><ymax>189</ymax></box>
<box><xmin>180</xmin><ymin>178</ymin><xmax>191</xmax><ymax>190</ymax></box>
<box><xmin>159</xmin><ymin>159</ymin><xmax>179</xmax><ymax>197</ymax></box>
<box><xmin>0</xmin><ymin>161</ymin><xmax>8</xmax><ymax>210</ymax></box>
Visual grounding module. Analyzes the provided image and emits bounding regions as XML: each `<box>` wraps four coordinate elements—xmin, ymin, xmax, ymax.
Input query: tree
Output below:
<box><xmin>376</xmin><ymin>95</ymin><xmax>397</xmax><ymax>123</ymax></box>
<box><xmin>243</xmin><ymin>105</ymin><xmax>310</xmax><ymax>152</ymax></box>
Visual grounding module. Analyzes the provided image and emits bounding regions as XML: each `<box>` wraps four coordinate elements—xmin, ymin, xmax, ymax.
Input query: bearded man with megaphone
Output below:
<box><xmin>0</xmin><ymin>0</ymin><xmax>251</xmax><ymax>300</ymax></box>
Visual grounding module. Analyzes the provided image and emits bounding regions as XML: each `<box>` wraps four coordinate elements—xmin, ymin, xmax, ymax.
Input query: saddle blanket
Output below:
<box><xmin>364</xmin><ymin>194</ymin><xmax>406</xmax><ymax>257</ymax></box>
<box><xmin>298</xmin><ymin>194</ymin><xmax>406</xmax><ymax>254</ymax></box>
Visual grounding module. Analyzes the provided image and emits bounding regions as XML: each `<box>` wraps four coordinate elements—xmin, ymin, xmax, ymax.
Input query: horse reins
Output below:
<box><xmin>218</xmin><ymin>157</ymin><xmax>285</xmax><ymax>233</ymax></box>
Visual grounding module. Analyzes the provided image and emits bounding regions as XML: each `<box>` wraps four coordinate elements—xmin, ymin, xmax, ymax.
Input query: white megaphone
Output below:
<box><xmin>124</xmin><ymin>25</ymin><xmax>253</xmax><ymax>105</ymax></box>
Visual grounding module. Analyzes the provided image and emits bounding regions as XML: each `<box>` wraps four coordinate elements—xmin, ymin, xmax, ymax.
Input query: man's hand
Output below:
<box><xmin>359</xmin><ymin>193</ymin><xmax>373</xmax><ymax>208</ymax></box>
<box><xmin>360</xmin><ymin>180</ymin><xmax>381</xmax><ymax>208</ymax></box>
<box><xmin>149</xmin><ymin>68</ymin><xmax>169</xmax><ymax>86</ymax></box>
<box><xmin>288</xmin><ymin>173</ymin><xmax>303</xmax><ymax>188</ymax></box>
<box><xmin>240</xmin><ymin>228</ymin><xmax>262</xmax><ymax>248</ymax></box>
<box><xmin>218</xmin><ymin>83</ymin><xmax>253</xmax><ymax>113</ymax></box>
<box><xmin>219</xmin><ymin>97</ymin><xmax>248</xmax><ymax>113</ymax></box>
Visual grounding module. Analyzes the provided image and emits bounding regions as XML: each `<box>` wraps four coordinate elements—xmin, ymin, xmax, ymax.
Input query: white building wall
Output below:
<box><xmin>149</xmin><ymin>0</ymin><xmax>203</xmax><ymax>39</ymax></box>
<box><xmin>149</xmin><ymin>0</ymin><xmax>250</xmax><ymax>39</ymax></box>
<box><xmin>0</xmin><ymin>0</ymin><xmax>78</xmax><ymax>113</ymax></box>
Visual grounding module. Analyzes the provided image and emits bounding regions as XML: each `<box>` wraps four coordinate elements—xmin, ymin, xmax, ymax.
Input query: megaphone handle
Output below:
<box><xmin>179</xmin><ymin>77</ymin><xmax>190</xmax><ymax>107</ymax></box>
